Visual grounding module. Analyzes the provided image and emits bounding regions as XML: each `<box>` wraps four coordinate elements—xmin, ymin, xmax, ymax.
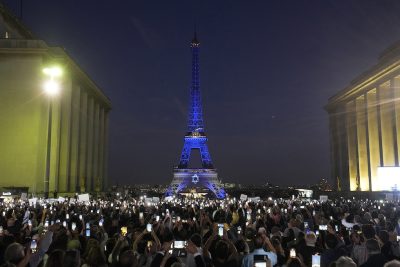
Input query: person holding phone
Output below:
<box><xmin>242</xmin><ymin>234</ymin><xmax>277</xmax><ymax>267</ymax></box>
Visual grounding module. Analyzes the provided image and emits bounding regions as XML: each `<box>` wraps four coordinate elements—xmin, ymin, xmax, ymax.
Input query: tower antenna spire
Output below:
<box><xmin>191</xmin><ymin>23</ymin><xmax>199</xmax><ymax>45</ymax></box>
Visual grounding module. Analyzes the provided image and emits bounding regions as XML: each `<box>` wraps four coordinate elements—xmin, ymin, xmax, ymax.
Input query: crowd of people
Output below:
<box><xmin>1</xmin><ymin>194</ymin><xmax>400</xmax><ymax>267</ymax></box>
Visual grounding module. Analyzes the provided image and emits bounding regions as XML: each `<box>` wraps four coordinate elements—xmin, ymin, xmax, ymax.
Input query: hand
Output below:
<box><xmin>186</xmin><ymin>241</ymin><xmax>199</xmax><ymax>254</ymax></box>
<box><xmin>161</xmin><ymin>241</ymin><xmax>173</xmax><ymax>253</ymax></box>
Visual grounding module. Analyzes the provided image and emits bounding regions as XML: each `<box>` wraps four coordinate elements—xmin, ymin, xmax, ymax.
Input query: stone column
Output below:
<box><xmin>356</xmin><ymin>95</ymin><xmax>369</xmax><ymax>191</ymax></box>
<box><xmin>346</xmin><ymin>100</ymin><xmax>359</xmax><ymax>191</ymax></box>
<box><xmin>78</xmin><ymin>90</ymin><xmax>88</xmax><ymax>192</ymax></box>
<box><xmin>86</xmin><ymin>97</ymin><xmax>94</xmax><ymax>191</ymax></box>
<box><xmin>68</xmin><ymin>84</ymin><xmax>81</xmax><ymax>192</ymax></box>
<box><xmin>92</xmin><ymin>102</ymin><xmax>100</xmax><ymax>192</ymax></box>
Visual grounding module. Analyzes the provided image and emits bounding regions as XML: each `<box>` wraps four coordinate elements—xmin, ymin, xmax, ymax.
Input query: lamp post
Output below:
<box><xmin>43</xmin><ymin>67</ymin><xmax>62</xmax><ymax>199</ymax></box>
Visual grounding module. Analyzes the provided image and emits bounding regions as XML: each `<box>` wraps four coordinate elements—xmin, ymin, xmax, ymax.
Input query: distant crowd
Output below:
<box><xmin>1</xmin><ymin>194</ymin><xmax>400</xmax><ymax>267</ymax></box>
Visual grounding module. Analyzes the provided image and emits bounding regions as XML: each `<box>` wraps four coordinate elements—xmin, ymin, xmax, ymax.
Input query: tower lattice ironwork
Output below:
<box><xmin>167</xmin><ymin>33</ymin><xmax>225</xmax><ymax>199</ymax></box>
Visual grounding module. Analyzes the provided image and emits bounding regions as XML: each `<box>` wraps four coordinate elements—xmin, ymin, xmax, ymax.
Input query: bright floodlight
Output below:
<box><xmin>43</xmin><ymin>67</ymin><xmax>62</xmax><ymax>77</ymax></box>
<box><xmin>44</xmin><ymin>80</ymin><xmax>60</xmax><ymax>95</ymax></box>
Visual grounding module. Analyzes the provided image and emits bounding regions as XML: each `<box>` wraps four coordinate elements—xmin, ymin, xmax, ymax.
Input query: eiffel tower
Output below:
<box><xmin>166</xmin><ymin>32</ymin><xmax>226</xmax><ymax>199</ymax></box>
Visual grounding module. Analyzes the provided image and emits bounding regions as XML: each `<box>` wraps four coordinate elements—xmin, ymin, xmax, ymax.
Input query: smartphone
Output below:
<box><xmin>30</xmin><ymin>239</ymin><xmax>38</xmax><ymax>253</ymax></box>
<box><xmin>121</xmin><ymin>226</ymin><xmax>127</xmax><ymax>236</ymax></box>
<box><xmin>290</xmin><ymin>248</ymin><xmax>296</xmax><ymax>258</ymax></box>
<box><xmin>71</xmin><ymin>222</ymin><xmax>76</xmax><ymax>231</ymax></box>
<box><xmin>254</xmin><ymin>255</ymin><xmax>268</xmax><ymax>267</ymax></box>
<box><xmin>218</xmin><ymin>224</ymin><xmax>224</xmax><ymax>236</ymax></box>
<box><xmin>156</xmin><ymin>215</ymin><xmax>160</xmax><ymax>222</ymax></box>
<box><xmin>139</xmin><ymin>212</ymin><xmax>144</xmax><ymax>219</ymax></box>
<box><xmin>173</xmin><ymin>240</ymin><xmax>187</xmax><ymax>249</ymax></box>
<box><xmin>335</xmin><ymin>225</ymin><xmax>339</xmax><ymax>232</ymax></box>
<box><xmin>319</xmin><ymin>225</ymin><xmax>327</xmax><ymax>231</ymax></box>
<box><xmin>85</xmin><ymin>229</ymin><xmax>90</xmax><ymax>237</ymax></box>
<box><xmin>146</xmin><ymin>223</ymin><xmax>152</xmax><ymax>232</ymax></box>
<box><xmin>312</xmin><ymin>254</ymin><xmax>321</xmax><ymax>267</ymax></box>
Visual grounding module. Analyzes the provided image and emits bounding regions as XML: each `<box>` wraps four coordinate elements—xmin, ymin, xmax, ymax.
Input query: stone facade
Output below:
<box><xmin>0</xmin><ymin>4</ymin><xmax>111</xmax><ymax>194</ymax></box>
<box><xmin>326</xmin><ymin>41</ymin><xmax>400</xmax><ymax>191</ymax></box>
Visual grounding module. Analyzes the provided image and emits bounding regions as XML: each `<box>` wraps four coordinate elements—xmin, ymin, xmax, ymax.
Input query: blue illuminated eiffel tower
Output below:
<box><xmin>167</xmin><ymin>33</ymin><xmax>226</xmax><ymax>199</ymax></box>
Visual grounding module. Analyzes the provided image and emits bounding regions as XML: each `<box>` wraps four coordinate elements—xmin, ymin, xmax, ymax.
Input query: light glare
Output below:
<box><xmin>44</xmin><ymin>80</ymin><xmax>60</xmax><ymax>96</ymax></box>
<box><xmin>43</xmin><ymin>67</ymin><xmax>62</xmax><ymax>77</ymax></box>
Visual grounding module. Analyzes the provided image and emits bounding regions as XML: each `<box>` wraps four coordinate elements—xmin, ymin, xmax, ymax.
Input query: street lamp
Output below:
<box><xmin>43</xmin><ymin>66</ymin><xmax>62</xmax><ymax>199</ymax></box>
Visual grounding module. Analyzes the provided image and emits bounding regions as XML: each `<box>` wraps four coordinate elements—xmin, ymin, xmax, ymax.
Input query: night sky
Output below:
<box><xmin>4</xmin><ymin>0</ymin><xmax>400</xmax><ymax>186</ymax></box>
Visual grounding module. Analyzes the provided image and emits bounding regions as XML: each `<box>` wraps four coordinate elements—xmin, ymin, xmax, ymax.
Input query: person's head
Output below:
<box><xmin>325</xmin><ymin>233</ymin><xmax>338</xmax><ymax>249</ymax></box>
<box><xmin>287</xmin><ymin>257</ymin><xmax>302</xmax><ymax>267</ymax></box>
<box><xmin>86</xmin><ymin>246</ymin><xmax>107</xmax><ymax>267</ymax></box>
<box><xmin>271</xmin><ymin>237</ymin><xmax>282</xmax><ymax>251</ymax></box>
<box><xmin>45</xmin><ymin>250</ymin><xmax>65</xmax><ymax>267</ymax></box>
<box><xmin>64</xmin><ymin>250</ymin><xmax>81</xmax><ymax>267</ymax></box>
<box><xmin>119</xmin><ymin>250</ymin><xmax>137</xmax><ymax>267</ymax></box>
<box><xmin>336</xmin><ymin>256</ymin><xmax>356</xmax><ymax>267</ymax></box>
<box><xmin>253</xmin><ymin>234</ymin><xmax>264</xmax><ymax>249</ymax></box>
<box><xmin>215</xmin><ymin>240</ymin><xmax>230</xmax><ymax>261</ymax></box>
<box><xmin>190</xmin><ymin>233</ymin><xmax>202</xmax><ymax>248</ymax></box>
<box><xmin>163</xmin><ymin>228</ymin><xmax>174</xmax><ymax>243</ymax></box>
<box><xmin>245</xmin><ymin>227</ymin><xmax>256</xmax><ymax>240</ymax></box>
<box><xmin>362</xmin><ymin>224</ymin><xmax>376</xmax><ymax>239</ymax></box>
<box><xmin>346</xmin><ymin>214</ymin><xmax>354</xmax><ymax>224</ymax></box>
<box><xmin>4</xmin><ymin>243</ymin><xmax>25</xmax><ymax>265</ymax></box>
<box><xmin>350</xmin><ymin>232</ymin><xmax>360</xmax><ymax>244</ymax></box>
<box><xmin>384</xmin><ymin>260</ymin><xmax>400</xmax><ymax>267</ymax></box>
<box><xmin>366</xmin><ymin>239</ymin><xmax>381</xmax><ymax>255</ymax></box>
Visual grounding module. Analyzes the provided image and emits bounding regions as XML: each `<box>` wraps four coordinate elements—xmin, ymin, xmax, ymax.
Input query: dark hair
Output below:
<box><xmin>64</xmin><ymin>250</ymin><xmax>81</xmax><ymax>267</ymax></box>
<box><xmin>325</xmin><ymin>233</ymin><xmax>338</xmax><ymax>249</ymax></box>
<box><xmin>163</xmin><ymin>228</ymin><xmax>174</xmax><ymax>242</ymax></box>
<box><xmin>253</xmin><ymin>234</ymin><xmax>264</xmax><ymax>249</ymax></box>
<box><xmin>215</xmin><ymin>240</ymin><xmax>230</xmax><ymax>260</ymax></box>
<box><xmin>362</xmin><ymin>224</ymin><xmax>376</xmax><ymax>239</ymax></box>
<box><xmin>45</xmin><ymin>249</ymin><xmax>65</xmax><ymax>267</ymax></box>
<box><xmin>190</xmin><ymin>233</ymin><xmax>202</xmax><ymax>248</ymax></box>
<box><xmin>287</xmin><ymin>258</ymin><xmax>303</xmax><ymax>267</ymax></box>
